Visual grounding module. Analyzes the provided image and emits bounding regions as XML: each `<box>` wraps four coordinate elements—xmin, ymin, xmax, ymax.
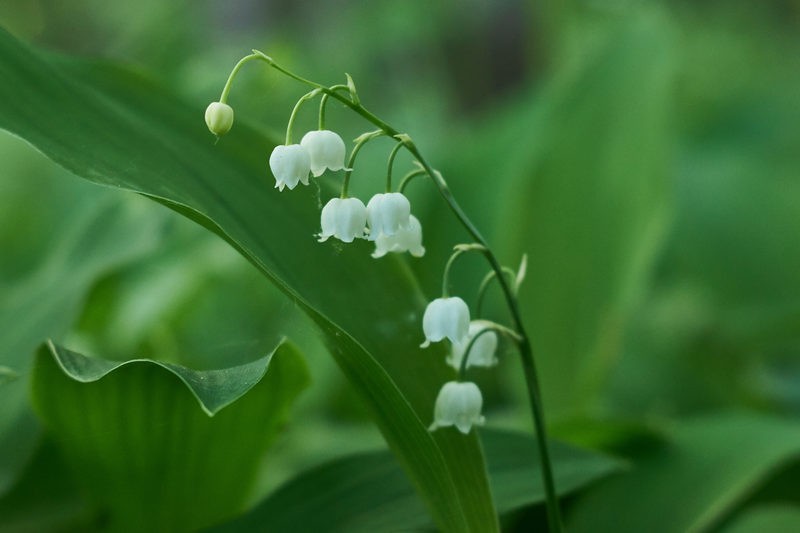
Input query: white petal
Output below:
<box><xmin>318</xmin><ymin>197</ymin><xmax>366</xmax><ymax>243</ymax></box>
<box><xmin>421</xmin><ymin>297</ymin><xmax>470</xmax><ymax>346</ymax></box>
<box><xmin>269</xmin><ymin>144</ymin><xmax>311</xmax><ymax>191</ymax></box>
<box><xmin>301</xmin><ymin>130</ymin><xmax>346</xmax><ymax>177</ymax></box>
<box><xmin>366</xmin><ymin>193</ymin><xmax>411</xmax><ymax>240</ymax></box>
<box><xmin>430</xmin><ymin>381</ymin><xmax>485</xmax><ymax>434</ymax></box>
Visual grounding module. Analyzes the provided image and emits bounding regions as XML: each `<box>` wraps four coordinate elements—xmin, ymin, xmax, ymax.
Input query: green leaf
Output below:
<box><xmin>723</xmin><ymin>505</ymin><xmax>800</xmax><ymax>533</ymax></box>
<box><xmin>489</xmin><ymin>6</ymin><xmax>675</xmax><ymax>415</ymax></box>
<box><xmin>568</xmin><ymin>413</ymin><xmax>800</xmax><ymax>533</ymax></box>
<box><xmin>212</xmin><ymin>429</ymin><xmax>623</xmax><ymax>532</ymax></box>
<box><xmin>0</xmin><ymin>189</ymin><xmax>162</xmax><ymax>497</ymax></box>
<box><xmin>0</xmin><ymin>366</ymin><xmax>17</xmax><ymax>385</ymax></box>
<box><xmin>0</xmin><ymin>437</ymin><xmax>91</xmax><ymax>533</ymax></box>
<box><xmin>0</xmin><ymin>28</ymin><xmax>498</xmax><ymax>532</ymax></box>
<box><xmin>30</xmin><ymin>340</ymin><xmax>310</xmax><ymax>531</ymax></box>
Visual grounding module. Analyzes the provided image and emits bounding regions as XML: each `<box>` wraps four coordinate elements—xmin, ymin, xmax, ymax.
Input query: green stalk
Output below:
<box><xmin>341</xmin><ymin>130</ymin><xmax>383</xmax><ymax>198</ymax></box>
<box><xmin>248</xmin><ymin>51</ymin><xmax>563</xmax><ymax>532</ymax></box>
<box><xmin>385</xmin><ymin>141</ymin><xmax>404</xmax><ymax>193</ymax></box>
<box><xmin>397</xmin><ymin>168</ymin><xmax>427</xmax><ymax>194</ymax></box>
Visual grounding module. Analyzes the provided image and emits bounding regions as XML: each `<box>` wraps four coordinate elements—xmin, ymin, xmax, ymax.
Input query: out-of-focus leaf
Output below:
<box><xmin>723</xmin><ymin>505</ymin><xmax>800</xmax><ymax>533</ymax></box>
<box><xmin>212</xmin><ymin>429</ymin><xmax>623</xmax><ymax>532</ymax></box>
<box><xmin>0</xmin><ymin>192</ymin><xmax>162</xmax><ymax>497</ymax></box>
<box><xmin>0</xmin><ymin>366</ymin><xmax>17</xmax><ymax>385</ymax></box>
<box><xmin>0</xmin><ymin>28</ymin><xmax>498</xmax><ymax>532</ymax></box>
<box><xmin>489</xmin><ymin>6</ymin><xmax>675</xmax><ymax>414</ymax></box>
<box><xmin>0</xmin><ymin>437</ymin><xmax>91</xmax><ymax>533</ymax></box>
<box><xmin>606</xmin><ymin>9</ymin><xmax>800</xmax><ymax>416</ymax></box>
<box><xmin>550</xmin><ymin>416</ymin><xmax>667</xmax><ymax>457</ymax></box>
<box><xmin>31</xmin><ymin>340</ymin><xmax>310</xmax><ymax>531</ymax></box>
<box><xmin>568</xmin><ymin>413</ymin><xmax>800</xmax><ymax>533</ymax></box>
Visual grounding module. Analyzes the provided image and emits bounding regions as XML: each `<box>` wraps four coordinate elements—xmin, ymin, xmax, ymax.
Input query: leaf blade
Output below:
<box><xmin>31</xmin><ymin>340</ymin><xmax>310</xmax><ymax>531</ymax></box>
<box><xmin>0</xmin><ymin>28</ymin><xmax>498</xmax><ymax>532</ymax></box>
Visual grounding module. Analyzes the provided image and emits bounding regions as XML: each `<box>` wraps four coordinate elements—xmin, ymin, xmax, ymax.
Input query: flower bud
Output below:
<box><xmin>269</xmin><ymin>144</ymin><xmax>311</xmax><ymax>191</ymax></box>
<box><xmin>300</xmin><ymin>130</ymin><xmax>347</xmax><ymax>177</ymax></box>
<box><xmin>204</xmin><ymin>102</ymin><xmax>234</xmax><ymax>136</ymax></box>
<box><xmin>429</xmin><ymin>381</ymin><xmax>485</xmax><ymax>434</ymax></box>
<box><xmin>421</xmin><ymin>296</ymin><xmax>470</xmax><ymax>348</ymax></box>
<box><xmin>318</xmin><ymin>197</ymin><xmax>368</xmax><ymax>243</ymax></box>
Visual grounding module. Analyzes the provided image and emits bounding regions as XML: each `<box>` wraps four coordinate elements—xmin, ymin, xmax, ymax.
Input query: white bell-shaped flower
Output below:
<box><xmin>371</xmin><ymin>214</ymin><xmax>425</xmax><ymax>258</ymax></box>
<box><xmin>429</xmin><ymin>381</ymin><xmax>485</xmax><ymax>434</ymax></box>
<box><xmin>269</xmin><ymin>144</ymin><xmax>311</xmax><ymax>191</ymax></box>
<box><xmin>318</xmin><ymin>197</ymin><xmax>367</xmax><ymax>243</ymax></box>
<box><xmin>300</xmin><ymin>130</ymin><xmax>347</xmax><ymax>177</ymax></box>
<box><xmin>447</xmin><ymin>320</ymin><xmax>498</xmax><ymax>370</ymax></box>
<box><xmin>366</xmin><ymin>193</ymin><xmax>411</xmax><ymax>240</ymax></box>
<box><xmin>205</xmin><ymin>102</ymin><xmax>234</xmax><ymax>137</ymax></box>
<box><xmin>421</xmin><ymin>296</ymin><xmax>470</xmax><ymax>348</ymax></box>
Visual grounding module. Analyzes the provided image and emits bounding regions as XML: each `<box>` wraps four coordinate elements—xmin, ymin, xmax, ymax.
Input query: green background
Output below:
<box><xmin>1</xmin><ymin>1</ymin><xmax>799</xmax><ymax>531</ymax></box>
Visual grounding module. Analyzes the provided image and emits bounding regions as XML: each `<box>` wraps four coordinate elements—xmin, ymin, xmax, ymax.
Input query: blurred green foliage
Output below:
<box><xmin>1</xmin><ymin>0</ymin><xmax>800</xmax><ymax>531</ymax></box>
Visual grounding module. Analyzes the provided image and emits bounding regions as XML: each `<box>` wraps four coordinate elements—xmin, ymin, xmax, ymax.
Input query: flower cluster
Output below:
<box><xmin>422</xmin><ymin>295</ymin><xmax>499</xmax><ymax>434</ymax></box>
<box><xmin>206</xmin><ymin>56</ymin><xmax>560</xmax><ymax>531</ymax></box>
<box><xmin>271</xmin><ymin>132</ymin><xmax>425</xmax><ymax>254</ymax></box>
<box><xmin>204</xmin><ymin>66</ymin><xmax>515</xmax><ymax>439</ymax></box>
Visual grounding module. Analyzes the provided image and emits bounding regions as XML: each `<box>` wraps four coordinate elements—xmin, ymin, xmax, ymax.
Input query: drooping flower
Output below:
<box><xmin>447</xmin><ymin>320</ymin><xmax>498</xmax><ymax>370</ymax></box>
<box><xmin>318</xmin><ymin>197</ymin><xmax>367</xmax><ymax>243</ymax></box>
<box><xmin>371</xmin><ymin>214</ymin><xmax>425</xmax><ymax>258</ymax></box>
<box><xmin>421</xmin><ymin>296</ymin><xmax>470</xmax><ymax>348</ymax></box>
<box><xmin>366</xmin><ymin>193</ymin><xmax>411</xmax><ymax>240</ymax></box>
<box><xmin>205</xmin><ymin>102</ymin><xmax>234</xmax><ymax>137</ymax></box>
<box><xmin>429</xmin><ymin>381</ymin><xmax>485</xmax><ymax>434</ymax></box>
<box><xmin>269</xmin><ymin>144</ymin><xmax>311</xmax><ymax>191</ymax></box>
<box><xmin>300</xmin><ymin>130</ymin><xmax>347</xmax><ymax>177</ymax></box>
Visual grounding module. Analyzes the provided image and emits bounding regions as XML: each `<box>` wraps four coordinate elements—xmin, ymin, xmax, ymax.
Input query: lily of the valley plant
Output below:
<box><xmin>205</xmin><ymin>51</ymin><xmax>564</xmax><ymax>532</ymax></box>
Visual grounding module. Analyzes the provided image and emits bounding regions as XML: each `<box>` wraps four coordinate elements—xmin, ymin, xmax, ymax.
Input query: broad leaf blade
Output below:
<box><xmin>0</xmin><ymin>29</ymin><xmax>497</xmax><ymax>532</ymax></box>
<box><xmin>0</xmin><ymin>189</ymin><xmax>162</xmax><ymax>497</ymax></box>
<box><xmin>492</xmin><ymin>7</ymin><xmax>675</xmax><ymax>414</ymax></box>
<box><xmin>568</xmin><ymin>413</ymin><xmax>800</xmax><ymax>533</ymax></box>
<box><xmin>212</xmin><ymin>429</ymin><xmax>623</xmax><ymax>532</ymax></box>
<box><xmin>723</xmin><ymin>505</ymin><xmax>800</xmax><ymax>533</ymax></box>
<box><xmin>31</xmin><ymin>340</ymin><xmax>310</xmax><ymax>531</ymax></box>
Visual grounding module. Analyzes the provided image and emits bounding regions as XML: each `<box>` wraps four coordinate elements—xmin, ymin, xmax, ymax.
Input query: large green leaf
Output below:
<box><xmin>568</xmin><ymin>413</ymin><xmax>800</xmax><ymax>533</ymax></box>
<box><xmin>0</xmin><ymin>437</ymin><xmax>91</xmax><ymax>532</ymax></box>
<box><xmin>212</xmin><ymin>429</ymin><xmax>623</xmax><ymax>532</ymax></box>
<box><xmin>723</xmin><ymin>505</ymin><xmax>800</xmax><ymax>533</ymax></box>
<box><xmin>0</xmin><ymin>28</ymin><xmax>498</xmax><ymax>531</ymax></box>
<box><xmin>30</xmin><ymin>340</ymin><xmax>309</xmax><ymax>531</ymax></box>
<box><xmin>488</xmin><ymin>6</ymin><xmax>675</xmax><ymax>415</ymax></box>
<box><xmin>0</xmin><ymin>187</ymin><xmax>162</xmax><ymax>496</ymax></box>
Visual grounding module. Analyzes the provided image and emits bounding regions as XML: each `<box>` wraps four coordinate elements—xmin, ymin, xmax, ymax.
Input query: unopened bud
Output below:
<box><xmin>205</xmin><ymin>102</ymin><xmax>234</xmax><ymax>137</ymax></box>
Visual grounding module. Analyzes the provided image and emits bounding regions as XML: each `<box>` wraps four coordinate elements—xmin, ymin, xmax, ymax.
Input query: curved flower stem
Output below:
<box><xmin>385</xmin><ymin>141</ymin><xmax>404</xmax><ymax>193</ymax></box>
<box><xmin>318</xmin><ymin>93</ymin><xmax>329</xmax><ymax>130</ymax></box>
<box><xmin>285</xmin><ymin>89</ymin><xmax>320</xmax><ymax>146</ymax></box>
<box><xmin>250</xmin><ymin>50</ymin><xmax>563</xmax><ymax>533</ymax></box>
<box><xmin>397</xmin><ymin>168</ymin><xmax>427</xmax><ymax>194</ymax></box>
<box><xmin>458</xmin><ymin>327</ymin><xmax>495</xmax><ymax>379</ymax></box>
<box><xmin>441</xmin><ymin>247</ymin><xmax>465</xmax><ymax>297</ymax></box>
<box><xmin>457</xmin><ymin>323</ymin><xmax>521</xmax><ymax>379</ymax></box>
<box><xmin>441</xmin><ymin>244</ymin><xmax>486</xmax><ymax>297</ymax></box>
<box><xmin>475</xmin><ymin>266</ymin><xmax>519</xmax><ymax>317</ymax></box>
<box><xmin>318</xmin><ymin>85</ymin><xmax>351</xmax><ymax>130</ymax></box>
<box><xmin>341</xmin><ymin>130</ymin><xmax>383</xmax><ymax>198</ymax></box>
<box><xmin>219</xmin><ymin>53</ymin><xmax>260</xmax><ymax>103</ymax></box>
